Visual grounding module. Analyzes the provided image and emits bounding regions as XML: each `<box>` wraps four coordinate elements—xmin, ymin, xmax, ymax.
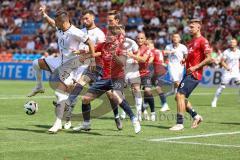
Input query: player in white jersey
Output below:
<box><xmin>165</xmin><ymin>33</ymin><xmax>188</xmax><ymax>95</ymax></box>
<box><xmin>211</xmin><ymin>38</ymin><xmax>240</xmax><ymax>107</ymax></box>
<box><xmin>62</xmin><ymin>10</ymin><xmax>106</xmax><ymax>129</ymax></box>
<box><xmin>120</xmin><ymin>37</ymin><xmax>143</xmax><ymax>121</ymax></box>
<box><xmin>28</xmin><ymin>6</ymin><xmax>95</xmax><ymax>133</ymax></box>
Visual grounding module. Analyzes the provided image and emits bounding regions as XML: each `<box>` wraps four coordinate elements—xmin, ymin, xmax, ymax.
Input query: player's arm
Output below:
<box><xmin>187</xmin><ymin>51</ymin><xmax>213</xmax><ymax>74</ymax></box>
<box><xmin>39</xmin><ymin>5</ymin><xmax>56</xmax><ymax>28</ymax></box>
<box><xmin>129</xmin><ymin>50</ymin><xmax>148</xmax><ymax>62</ymax></box>
<box><xmin>113</xmin><ymin>54</ymin><xmax>126</xmax><ymax>66</ymax></box>
<box><xmin>220</xmin><ymin>56</ymin><xmax>231</xmax><ymax>71</ymax></box>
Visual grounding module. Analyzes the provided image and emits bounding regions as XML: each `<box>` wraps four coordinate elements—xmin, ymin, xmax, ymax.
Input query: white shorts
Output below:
<box><xmin>222</xmin><ymin>72</ymin><xmax>240</xmax><ymax>85</ymax></box>
<box><xmin>169</xmin><ymin>65</ymin><xmax>184</xmax><ymax>82</ymax></box>
<box><xmin>125</xmin><ymin>64</ymin><xmax>141</xmax><ymax>84</ymax></box>
<box><xmin>45</xmin><ymin>56</ymin><xmax>88</xmax><ymax>85</ymax></box>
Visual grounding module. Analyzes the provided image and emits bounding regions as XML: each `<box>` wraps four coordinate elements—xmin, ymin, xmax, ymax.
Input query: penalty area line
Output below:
<box><xmin>161</xmin><ymin>140</ymin><xmax>240</xmax><ymax>148</ymax></box>
<box><xmin>149</xmin><ymin>131</ymin><xmax>240</xmax><ymax>142</ymax></box>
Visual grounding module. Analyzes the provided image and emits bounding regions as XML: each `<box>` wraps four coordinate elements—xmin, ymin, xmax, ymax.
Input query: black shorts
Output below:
<box><xmin>152</xmin><ymin>75</ymin><xmax>164</xmax><ymax>87</ymax></box>
<box><xmin>88</xmin><ymin>78</ymin><xmax>124</xmax><ymax>97</ymax></box>
<box><xmin>177</xmin><ymin>74</ymin><xmax>199</xmax><ymax>98</ymax></box>
<box><xmin>141</xmin><ymin>76</ymin><xmax>152</xmax><ymax>88</ymax></box>
<box><xmin>83</xmin><ymin>65</ymin><xmax>103</xmax><ymax>82</ymax></box>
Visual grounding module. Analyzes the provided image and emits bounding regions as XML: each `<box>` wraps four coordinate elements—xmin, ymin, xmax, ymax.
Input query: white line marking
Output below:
<box><xmin>162</xmin><ymin>140</ymin><xmax>240</xmax><ymax>148</ymax></box>
<box><xmin>149</xmin><ymin>131</ymin><xmax>240</xmax><ymax>142</ymax></box>
<box><xmin>0</xmin><ymin>95</ymin><xmax>55</xmax><ymax>100</ymax></box>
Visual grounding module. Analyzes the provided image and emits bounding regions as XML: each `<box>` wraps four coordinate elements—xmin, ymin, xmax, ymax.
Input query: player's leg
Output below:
<box><xmin>211</xmin><ymin>74</ymin><xmax>229</xmax><ymax>107</ymax></box>
<box><xmin>185</xmin><ymin>100</ymin><xmax>203</xmax><ymax>128</ymax></box>
<box><xmin>131</xmin><ymin>82</ymin><xmax>143</xmax><ymax>121</ymax></box>
<box><xmin>170</xmin><ymin>74</ymin><xmax>199</xmax><ymax>131</ymax></box>
<box><xmin>72</xmin><ymin>79</ymin><xmax>109</xmax><ymax>131</ymax></box>
<box><xmin>155</xmin><ymin>76</ymin><xmax>170</xmax><ymax>112</ymax></box>
<box><xmin>28</xmin><ymin>58</ymin><xmax>51</xmax><ymax>97</ymax></box>
<box><xmin>106</xmin><ymin>91</ymin><xmax>122</xmax><ymax>130</ymax></box>
<box><xmin>112</xmin><ymin>89</ymin><xmax>141</xmax><ymax>133</ymax></box>
<box><xmin>48</xmin><ymin>82</ymin><xmax>69</xmax><ymax>133</ymax></box>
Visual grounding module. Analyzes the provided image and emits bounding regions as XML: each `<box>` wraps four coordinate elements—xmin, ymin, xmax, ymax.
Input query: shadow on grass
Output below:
<box><xmin>141</xmin><ymin>124</ymin><xmax>170</xmax><ymax>129</ymax></box>
<box><xmin>6</xmin><ymin>127</ymin><xmax>46</xmax><ymax>133</ymax></box>
<box><xmin>219</xmin><ymin>122</ymin><xmax>240</xmax><ymax>125</ymax></box>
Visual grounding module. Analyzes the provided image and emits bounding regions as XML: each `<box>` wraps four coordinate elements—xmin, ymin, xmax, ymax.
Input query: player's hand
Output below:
<box><xmin>127</xmin><ymin>51</ymin><xmax>134</xmax><ymax>58</ymax></box>
<box><xmin>39</xmin><ymin>5</ymin><xmax>46</xmax><ymax>15</ymax></box>
<box><xmin>187</xmin><ymin>66</ymin><xmax>197</xmax><ymax>75</ymax></box>
<box><xmin>78</xmin><ymin>55</ymin><xmax>86</xmax><ymax>62</ymax></box>
<box><xmin>89</xmin><ymin>60</ymin><xmax>96</xmax><ymax>72</ymax></box>
<box><xmin>180</xmin><ymin>59</ymin><xmax>186</xmax><ymax>65</ymax></box>
<box><xmin>226</xmin><ymin>68</ymin><xmax>231</xmax><ymax>72</ymax></box>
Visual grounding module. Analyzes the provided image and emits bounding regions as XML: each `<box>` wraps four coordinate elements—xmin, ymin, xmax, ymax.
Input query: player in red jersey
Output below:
<box><xmin>72</xmin><ymin>11</ymin><xmax>141</xmax><ymax>134</ymax></box>
<box><xmin>130</xmin><ymin>32</ymin><xmax>155</xmax><ymax>121</ymax></box>
<box><xmin>170</xmin><ymin>19</ymin><xmax>213</xmax><ymax>131</ymax></box>
<box><xmin>147</xmin><ymin>40</ymin><xmax>170</xmax><ymax>113</ymax></box>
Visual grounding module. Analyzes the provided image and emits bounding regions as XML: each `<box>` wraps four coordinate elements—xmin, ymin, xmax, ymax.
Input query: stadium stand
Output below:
<box><xmin>0</xmin><ymin>0</ymin><xmax>240</xmax><ymax>62</ymax></box>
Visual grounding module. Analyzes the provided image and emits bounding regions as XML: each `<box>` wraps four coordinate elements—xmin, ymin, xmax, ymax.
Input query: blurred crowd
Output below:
<box><xmin>0</xmin><ymin>0</ymin><xmax>240</xmax><ymax>62</ymax></box>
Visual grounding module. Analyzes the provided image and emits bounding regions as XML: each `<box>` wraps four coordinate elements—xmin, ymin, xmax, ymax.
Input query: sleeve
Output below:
<box><xmin>201</xmin><ymin>39</ymin><xmax>212</xmax><ymax>55</ymax></box>
<box><xmin>132</xmin><ymin>41</ymin><xmax>139</xmax><ymax>54</ymax></box>
<box><xmin>183</xmin><ymin>45</ymin><xmax>188</xmax><ymax>55</ymax></box>
<box><xmin>222</xmin><ymin>50</ymin><xmax>227</xmax><ymax>60</ymax></box>
<box><xmin>72</xmin><ymin>28</ymin><xmax>89</xmax><ymax>43</ymax></box>
<box><xmin>97</xmin><ymin>29</ymin><xmax>106</xmax><ymax>43</ymax></box>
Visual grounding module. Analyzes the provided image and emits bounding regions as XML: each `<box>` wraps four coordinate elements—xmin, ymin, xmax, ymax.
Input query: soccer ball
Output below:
<box><xmin>24</xmin><ymin>101</ymin><xmax>38</xmax><ymax>115</ymax></box>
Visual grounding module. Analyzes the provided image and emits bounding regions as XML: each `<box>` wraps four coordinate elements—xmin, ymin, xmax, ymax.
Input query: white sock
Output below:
<box><xmin>55</xmin><ymin>90</ymin><xmax>69</xmax><ymax>120</ymax></box>
<box><xmin>135</xmin><ymin>97</ymin><xmax>143</xmax><ymax>112</ymax></box>
<box><xmin>33</xmin><ymin>59</ymin><xmax>43</xmax><ymax>88</ymax></box>
<box><xmin>213</xmin><ymin>85</ymin><xmax>225</xmax><ymax>102</ymax></box>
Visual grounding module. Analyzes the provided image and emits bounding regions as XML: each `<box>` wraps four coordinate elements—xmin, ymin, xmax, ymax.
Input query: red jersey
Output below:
<box><xmin>95</xmin><ymin>35</ymin><xmax>125</xmax><ymax>79</ymax></box>
<box><xmin>186</xmin><ymin>36</ymin><xmax>211</xmax><ymax>80</ymax></box>
<box><xmin>152</xmin><ymin>48</ymin><xmax>165</xmax><ymax>75</ymax></box>
<box><xmin>138</xmin><ymin>45</ymin><xmax>153</xmax><ymax>77</ymax></box>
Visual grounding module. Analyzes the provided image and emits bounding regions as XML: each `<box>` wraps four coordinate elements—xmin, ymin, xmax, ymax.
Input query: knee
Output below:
<box><xmin>82</xmin><ymin>95</ymin><xmax>91</xmax><ymax>104</ymax></box>
<box><xmin>176</xmin><ymin>93</ymin><xmax>184</xmax><ymax>101</ymax></box>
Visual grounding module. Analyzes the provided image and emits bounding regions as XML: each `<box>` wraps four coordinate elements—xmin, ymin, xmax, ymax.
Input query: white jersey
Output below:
<box><xmin>165</xmin><ymin>43</ymin><xmax>188</xmax><ymax>67</ymax></box>
<box><xmin>124</xmin><ymin>38</ymin><xmax>140</xmax><ymax>82</ymax></box>
<box><xmin>222</xmin><ymin>48</ymin><xmax>240</xmax><ymax>75</ymax></box>
<box><xmin>81</xmin><ymin>27</ymin><xmax>105</xmax><ymax>45</ymax></box>
<box><xmin>56</xmin><ymin>25</ymin><xmax>89</xmax><ymax>59</ymax></box>
<box><xmin>124</xmin><ymin>38</ymin><xmax>139</xmax><ymax>64</ymax></box>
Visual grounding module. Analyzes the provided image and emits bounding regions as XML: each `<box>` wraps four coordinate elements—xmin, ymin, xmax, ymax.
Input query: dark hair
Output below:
<box><xmin>55</xmin><ymin>9</ymin><xmax>69</xmax><ymax>18</ymax></box>
<box><xmin>108</xmin><ymin>10</ymin><xmax>121</xmax><ymax>20</ymax></box>
<box><xmin>189</xmin><ymin>19</ymin><xmax>202</xmax><ymax>25</ymax></box>
<box><xmin>82</xmin><ymin>10</ymin><xmax>95</xmax><ymax>16</ymax></box>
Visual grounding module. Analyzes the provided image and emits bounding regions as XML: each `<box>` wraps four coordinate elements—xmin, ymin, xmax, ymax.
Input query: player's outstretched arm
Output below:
<box><xmin>39</xmin><ymin>5</ymin><xmax>56</xmax><ymax>28</ymax></box>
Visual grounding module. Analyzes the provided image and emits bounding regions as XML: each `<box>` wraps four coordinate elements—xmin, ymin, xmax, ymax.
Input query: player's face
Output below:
<box><xmin>107</xmin><ymin>15</ymin><xmax>119</xmax><ymax>26</ymax></box>
<box><xmin>189</xmin><ymin>23</ymin><xmax>200</xmax><ymax>35</ymax></box>
<box><xmin>55</xmin><ymin>18</ymin><xmax>64</xmax><ymax>29</ymax></box>
<box><xmin>82</xmin><ymin>13</ymin><xmax>94</xmax><ymax>28</ymax></box>
<box><xmin>136</xmin><ymin>33</ymin><xmax>146</xmax><ymax>46</ymax></box>
<box><xmin>230</xmin><ymin>39</ymin><xmax>237</xmax><ymax>48</ymax></box>
<box><xmin>172</xmin><ymin>34</ymin><xmax>180</xmax><ymax>44</ymax></box>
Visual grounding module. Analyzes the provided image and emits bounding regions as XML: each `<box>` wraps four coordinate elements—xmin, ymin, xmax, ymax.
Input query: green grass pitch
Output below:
<box><xmin>0</xmin><ymin>80</ymin><xmax>240</xmax><ymax>160</ymax></box>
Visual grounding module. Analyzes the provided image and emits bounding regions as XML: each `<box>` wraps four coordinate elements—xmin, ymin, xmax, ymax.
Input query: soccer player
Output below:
<box><xmin>72</xmin><ymin>25</ymin><xmax>141</xmax><ymax>134</ymax></box>
<box><xmin>211</xmin><ymin>38</ymin><xmax>240</xmax><ymax>107</ymax></box>
<box><xmin>63</xmin><ymin>10</ymin><xmax>106</xmax><ymax>129</ymax></box>
<box><xmin>170</xmin><ymin>19</ymin><xmax>213</xmax><ymax>131</ymax></box>
<box><xmin>120</xmin><ymin>37</ymin><xmax>143</xmax><ymax>121</ymax></box>
<box><xmin>147</xmin><ymin>39</ymin><xmax>170</xmax><ymax>112</ymax></box>
<box><xmin>132</xmin><ymin>32</ymin><xmax>155</xmax><ymax>121</ymax></box>
<box><xmin>31</xmin><ymin>5</ymin><xmax>95</xmax><ymax>133</ymax></box>
<box><xmin>165</xmin><ymin>33</ymin><xmax>188</xmax><ymax>97</ymax></box>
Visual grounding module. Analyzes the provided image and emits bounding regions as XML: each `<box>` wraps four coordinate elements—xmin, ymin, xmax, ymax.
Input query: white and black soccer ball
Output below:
<box><xmin>24</xmin><ymin>101</ymin><xmax>38</xmax><ymax>115</ymax></box>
